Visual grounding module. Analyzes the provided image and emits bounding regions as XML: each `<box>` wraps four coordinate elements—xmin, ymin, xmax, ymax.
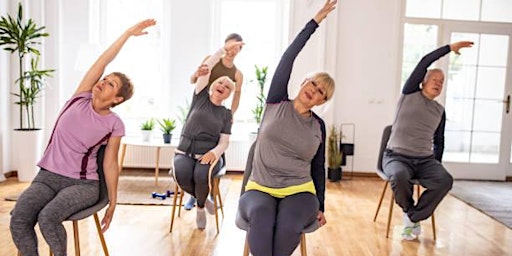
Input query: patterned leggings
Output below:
<box><xmin>10</xmin><ymin>169</ymin><xmax>99</xmax><ymax>256</ymax></box>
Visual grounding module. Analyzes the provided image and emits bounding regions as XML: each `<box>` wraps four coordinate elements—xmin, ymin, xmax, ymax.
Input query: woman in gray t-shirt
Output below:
<box><xmin>174</xmin><ymin>41</ymin><xmax>242</xmax><ymax>230</ymax></box>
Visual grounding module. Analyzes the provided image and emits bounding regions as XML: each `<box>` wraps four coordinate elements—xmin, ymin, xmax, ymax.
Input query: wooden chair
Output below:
<box><xmin>169</xmin><ymin>155</ymin><xmax>226</xmax><ymax>234</ymax></box>
<box><xmin>373</xmin><ymin>125</ymin><xmax>436</xmax><ymax>240</ymax></box>
<box><xmin>235</xmin><ymin>142</ymin><xmax>319</xmax><ymax>256</ymax></box>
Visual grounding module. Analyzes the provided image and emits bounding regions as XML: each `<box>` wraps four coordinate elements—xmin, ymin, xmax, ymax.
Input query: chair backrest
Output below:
<box><xmin>240</xmin><ymin>141</ymin><xmax>257</xmax><ymax>196</ymax></box>
<box><xmin>377</xmin><ymin>125</ymin><xmax>392</xmax><ymax>172</ymax></box>
<box><xmin>67</xmin><ymin>144</ymin><xmax>109</xmax><ymax>220</ymax></box>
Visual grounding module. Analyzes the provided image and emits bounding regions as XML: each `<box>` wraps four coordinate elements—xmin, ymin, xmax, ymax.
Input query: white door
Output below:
<box><xmin>441</xmin><ymin>24</ymin><xmax>512</xmax><ymax>180</ymax></box>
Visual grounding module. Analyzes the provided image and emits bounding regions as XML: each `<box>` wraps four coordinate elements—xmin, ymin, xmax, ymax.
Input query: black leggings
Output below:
<box><xmin>173</xmin><ymin>153</ymin><xmax>223</xmax><ymax>208</ymax></box>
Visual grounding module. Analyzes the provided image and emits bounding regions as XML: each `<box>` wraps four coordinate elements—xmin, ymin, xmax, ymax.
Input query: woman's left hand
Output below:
<box><xmin>101</xmin><ymin>204</ymin><xmax>116</xmax><ymax>233</ymax></box>
<box><xmin>317</xmin><ymin>211</ymin><xmax>327</xmax><ymax>227</ymax></box>
<box><xmin>199</xmin><ymin>151</ymin><xmax>217</xmax><ymax>165</ymax></box>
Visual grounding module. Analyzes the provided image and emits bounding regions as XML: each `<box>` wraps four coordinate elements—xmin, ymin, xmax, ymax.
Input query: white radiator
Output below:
<box><xmin>121</xmin><ymin>139</ymin><xmax>252</xmax><ymax>171</ymax></box>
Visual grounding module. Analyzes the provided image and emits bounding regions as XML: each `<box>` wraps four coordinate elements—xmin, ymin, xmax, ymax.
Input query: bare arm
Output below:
<box><xmin>100</xmin><ymin>136</ymin><xmax>122</xmax><ymax>233</ymax></box>
<box><xmin>74</xmin><ymin>19</ymin><xmax>156</xmax><ymax>96</ymax></box>
<box><xmin>195</xmin><ymin>41</ymin><xmax>244</xmax><ymax>94</ymax></box>
<box><xmin>230</xmin><ymin>70</ymin><xmax>244</xmax><ymax>114</ymax></box>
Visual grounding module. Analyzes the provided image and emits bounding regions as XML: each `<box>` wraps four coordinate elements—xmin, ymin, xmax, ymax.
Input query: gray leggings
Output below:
<box><xmin>10</xmin><ymin>169</ymin><xmax>99</xmax><ymax>256</ymax></box>
<box><xmin>173</xmin><ymin>153</ymin><xmax>222</xmax><ymax>208</ymax></box>
<box><xmin>383</xmin><ymin>151</ymin><xmax>453</xmax><ymax>222</ymax></box>
<box><xmin>238</xmin><ymin>190</ymin><xmax>319</xmax><ymax>256</ymax></box>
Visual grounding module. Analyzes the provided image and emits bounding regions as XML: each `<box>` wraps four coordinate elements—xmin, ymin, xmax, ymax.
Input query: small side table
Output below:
<box><xmin>118</xmin><ymin>137</ymin><xmax>178</xmax><ymax>186</ymax></box>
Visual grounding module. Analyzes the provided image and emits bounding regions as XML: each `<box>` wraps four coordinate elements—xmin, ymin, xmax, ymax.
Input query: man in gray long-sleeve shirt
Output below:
<box><xmin>384</xmin><ymin>41</ymin><xmax>473</xmax><ymax>241</ymax></box>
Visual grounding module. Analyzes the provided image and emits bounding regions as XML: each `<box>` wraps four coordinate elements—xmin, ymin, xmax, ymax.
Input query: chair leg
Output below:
<box><xmin>373</xmin><ymin>181</ymin><xmax>389</xmax><ymax>222</ymax></box>
<box><xmin>215</xmin><ymin>178</ymin><xmax>224</xmax><ymax>218</ymax></box>
<box><xmin>386</xmin><ymin>193</ymin><xmax>394</xmax><ymax>238</ymax></box>
<box><xmin>170</xmin><ymin>184</ymin><xmax>180</xmax><ymax>232</ymax></box>
<box><xmin>94</xmin><ymin>213</ymin><xmax>110</xmax><ymax>256</ymax></box>
<box><xmin>213</xmin><ymin>178</ymin><xmax>220</xmax><ymax>234</ymax></box>
<box><xmin>177</xmin><ymin>187</ymin><xmax>184</xmax><ymax>217</ymax></box>
<box><xmin>243</xmin><ymin>233</ymin><xmax>250</xmax><ymax>256</ymax></box>
<box><xmin>431</xmin><ymin>213</ymin><xmax>437</xmax><ymax>240</ymax></box>
<box><xmin>72</xmin><ymin>221</ymin><xmax>80</xmax><ymax>256</ymax></box>
<box><xmin>300</xmin><ymin>233</ymin><xmax>307</xmax><ymax>256</ymax></box>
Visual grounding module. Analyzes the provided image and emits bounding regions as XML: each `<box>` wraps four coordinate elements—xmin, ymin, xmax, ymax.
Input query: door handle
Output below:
<box><xmin>504</xmin><ymin>95</ymin><xmax>510</xmax><ymax>114</ymax></box>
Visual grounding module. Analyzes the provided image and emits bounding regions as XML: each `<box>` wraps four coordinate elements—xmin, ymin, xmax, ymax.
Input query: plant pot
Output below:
<box><xmin>141</xmin><ymin>130</ymin><xmax>152</xmax><ymax>142</ymax></box>
<box><xmin>13</xmin><ymin>129</ymin><xmax>44</xmax><ymax>182</ymax></box>
<box><xmin>163</xmin><ymin>134</ymin><xmax>172</xmax><ymax>144</ymax></box>
<box><xmin>328</xmin><ymin>167</ymin><xmax>342</xmax><ymax>182</ymax></box>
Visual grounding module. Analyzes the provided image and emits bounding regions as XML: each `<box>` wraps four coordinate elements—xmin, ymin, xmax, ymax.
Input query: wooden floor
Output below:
<box><xmin>1</xmin><ymin>174</ymin><xmax>511</xmax><ymax>256</ymax></box>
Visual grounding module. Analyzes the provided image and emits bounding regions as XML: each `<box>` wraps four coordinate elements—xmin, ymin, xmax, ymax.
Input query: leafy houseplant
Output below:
<box><xmin>158</xmin><ymin>118</ymin><xmax>176</xmax><ymax>144</ymax></box>
<box><xmin>140</xmin><ymin>119</ymin><xmax>154</xmax><ymax>142</ymax></box>
<box><xmin>327</xmin><ymin>125</ymin><xmax>343</xmax><ymax>181</ymax></box>
<box><xmin>140</xmin><ymin>119</ymin><xmax>155</xmax><ymax>131</ymax></box>
<box><xmin>0</xmin><ymin>3</ymin><xmax>54</xmax><ymax>130</ymax></box>
<box><xmin>252</xmin><ymin>65</ymin><xmax>268</xmax><ymax>127</ymax></box>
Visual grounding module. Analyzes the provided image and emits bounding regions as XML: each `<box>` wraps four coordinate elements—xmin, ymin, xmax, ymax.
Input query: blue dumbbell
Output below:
<box><xmin>151</xmin><ymin>192</ymin><xmax>167</xmax><ymax>200</ymax></box>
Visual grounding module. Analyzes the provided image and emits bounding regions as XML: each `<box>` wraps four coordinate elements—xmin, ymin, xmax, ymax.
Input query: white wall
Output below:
<box><xmin>333</xmin><ymin>0</ymin><xmax>402</xmax><ymax>172</ymax></box>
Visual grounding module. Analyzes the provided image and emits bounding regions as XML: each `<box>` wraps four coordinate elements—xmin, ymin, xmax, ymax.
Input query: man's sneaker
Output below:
<box><xmin>412</xmin><ymin>222</ymin><xmax>422</xmax><ymax>236</ymax></box>
<box><xmin>184</xmin><ymin>197</ymin><xmax>196</xmax><ymax>211</ymax></box>
<box><xmin>402</xmin><ymin>226</ymin><xmax>416</xmax><ymax>241</ymax></box>
<box><xmin>205</xmin><ymin>197</ymin><xmax>215</xmax><ymax>215</ymax></box>
<box><xmin>196</xmin><ymin>208</ymin><xmax>206</xmax><ymax>229</ymax></box>
<box><xmin>402</xmin><ymin>213</ymin><xmax>419</xmax><ymax>240</ymax></box>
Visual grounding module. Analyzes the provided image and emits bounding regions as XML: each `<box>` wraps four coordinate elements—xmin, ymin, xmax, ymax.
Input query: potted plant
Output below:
<box><xmin>0</xmin><ymin>3</ymin><xmax>55</xmax><ymax>182</ymax></box>
<box><xmin>140</xmin><ymin>118</ymin><xmax>155</xmax><ymax>142</ymax></box>
<box><xmin>250</xmin><ymin>65</ymin><xmax>268</xmax><ymax>140</ymax></box>
<box><xmin>158</xmin><ymin>118</ymin><xmax>176</xmax><ymax>144</ymax></box>
<box><xmin>327</xmin><ymin>125</ymin><xmax>343</xmax><ymax>182</ymax></box>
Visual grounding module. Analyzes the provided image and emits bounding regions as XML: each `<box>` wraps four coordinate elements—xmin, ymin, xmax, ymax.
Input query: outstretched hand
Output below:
<box><xmin>450</xmin><ymin>41</ymin><xmax>474</xmax><ymax>55</ymax></box>
<box><xmin>127</xmin><ymin>19</ymin><xmax>156</xmax><ymax>37</ymax></box>
<box><xmin>224</xmin><ymin>41</ymin><xmax>245</xmax><ymax>52</ymax></box>
<box><xmin>314</xmin><ymin>0</ymin><xmax>337</xmax><ymax>24</ymax></box>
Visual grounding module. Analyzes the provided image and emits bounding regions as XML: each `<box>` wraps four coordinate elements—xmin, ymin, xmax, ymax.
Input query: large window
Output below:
<box><xmin>400</xmin><ymin>0</ymin><xmax>512</xmax><ymax>165</ymax></box>
<box><xmin>93</xmin><ymin>0</ymin><xmax>289</xmax><ymax>137</ymax></box>
<box><xmin>213</xmin><ymin>0</ymin><xmax>289</xmax><ymax>135</ymax></box>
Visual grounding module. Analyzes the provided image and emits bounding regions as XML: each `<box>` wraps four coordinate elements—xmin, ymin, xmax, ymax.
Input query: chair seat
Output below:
<box><xmin>67</xmin><ymin>198</ymin><xmax>109</xmax><ymax>221</ymax></box>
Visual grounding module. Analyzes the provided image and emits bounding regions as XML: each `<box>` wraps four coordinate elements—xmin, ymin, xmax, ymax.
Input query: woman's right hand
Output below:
<box><xmin>313</xmin><ymin>0</ymin><xmax>337</xmax><ymax>24</ymax></box>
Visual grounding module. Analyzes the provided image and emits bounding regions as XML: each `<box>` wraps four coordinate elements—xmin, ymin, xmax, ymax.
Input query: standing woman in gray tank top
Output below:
<box><xmin>173</xmin><ymin>41</ymin><xmax>243</xmax><ymax>230</ymax></box>
<box><xmin>237</xmin><ymin>1</ymin><xmax>337</xmax><ymax>255</ymax></box>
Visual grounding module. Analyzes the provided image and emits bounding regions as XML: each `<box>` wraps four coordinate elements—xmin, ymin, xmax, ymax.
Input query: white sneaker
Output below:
<box><xmin>412</xmin><ymin>222</ymin><xmax>422</xmax><ymax>236</ymax></box>
<box><xmin>402</xmin><ymin>213</ymin><xmax>418</xmax><ymax>240</ymax></box>
<box><xmin>205</xmin><ymin>197</ymin><xmax>215</xmax><ymax>215</ymax></box>
<box><xmin>196</xmin><ymin>208</ymin><xmax>206</xmax><ymax>229</ymax></box>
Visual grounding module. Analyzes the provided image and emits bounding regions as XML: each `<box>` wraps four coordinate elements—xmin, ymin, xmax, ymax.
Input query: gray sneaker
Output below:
<box><xmin>196</xmin><ymin>208</ymin><xmax>206</xmax><ymax>229</ymax></box>
<box><xmin>205</xmin><ymin>197</ymin><xmax>215</xmax><ymax>215</ymax></box>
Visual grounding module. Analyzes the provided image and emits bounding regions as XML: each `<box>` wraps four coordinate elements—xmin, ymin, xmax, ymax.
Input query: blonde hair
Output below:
<box><xmin>309</xmin><ymin>72</ymin><xmax>335</xmax><ymax>101</ymax></box>
<box><xmin>209</xmin><ymin>76</ymin><xmax>236</xmax><ymax>94</ymax></box>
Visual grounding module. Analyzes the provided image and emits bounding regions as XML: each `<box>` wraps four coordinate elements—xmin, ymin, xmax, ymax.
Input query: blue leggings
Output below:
<box><xmin>238</xmin><ymin>190</ymin><xmax>319</xmax><ymax>256</ymax></box>
<box><xmin>10</xmin><ymin>169</ymin><xmax>99</xmax><ymax>256</ymax></box>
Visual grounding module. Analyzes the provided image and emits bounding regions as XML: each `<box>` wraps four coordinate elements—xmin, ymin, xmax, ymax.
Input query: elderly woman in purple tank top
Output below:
<box><xmin>10</xmin><ymin>19</ymin><xmax>156</xmax><ymax>256</ymax></box>
<box><xmin>237</xmin><ymin>1</ymin><xmax>337</xmax><ymax>255</ymax></box>
<box><xmin>173</xmin><ymin>40</ymin><xmax>243</xmax><ymax>230</ymax></box>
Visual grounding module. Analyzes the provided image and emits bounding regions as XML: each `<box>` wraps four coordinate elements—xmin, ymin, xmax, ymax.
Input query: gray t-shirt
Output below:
<box><xmin>387</xmin><ymin>91</ymin><xmax>444</xmax><ymax>157</ymax></box>
<box><xmin>251</xmin><ymin>101</ymin><xmax>322</xmax><ymax>188</ymax></box>
<box><xmin>178</xmin><ymin>88</ymin><xmax>232</xmax><ymax>155</ymax></box>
